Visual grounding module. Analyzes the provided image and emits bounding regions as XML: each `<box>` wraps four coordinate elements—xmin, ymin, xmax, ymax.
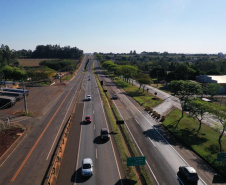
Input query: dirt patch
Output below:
<box><xmin>0</xmin><ymin>80</ymin><xmax>67</xmax><ymax>157</ymax></box>
<box><xmin>0</xmin><ymin>126</ymin><xmax>24</xmax><ymax>157</ymax></box>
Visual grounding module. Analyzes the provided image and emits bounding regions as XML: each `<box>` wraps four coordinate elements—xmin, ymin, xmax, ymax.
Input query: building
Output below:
<box><xmin>196</xmin><ymin>75</ymin><xmax>226</xmax><ymax>93</ymax></box>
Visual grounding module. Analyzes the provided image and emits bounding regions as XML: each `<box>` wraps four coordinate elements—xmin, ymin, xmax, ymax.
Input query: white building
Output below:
<box><xmin>196</xmin><ymin>75</ymin><xmax>226</xmax><ymax>93</ymax></box>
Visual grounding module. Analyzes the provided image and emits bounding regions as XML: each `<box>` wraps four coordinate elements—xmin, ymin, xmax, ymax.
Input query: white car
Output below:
<box><xmin>86</xmin><ymin>95</ymin><xmax>91</xmax><ymax>101</ymax></box>
<box><xmin>81</xmin><ymin>158</ymin><xmax>93</xmax><ymax>176</ymax></box>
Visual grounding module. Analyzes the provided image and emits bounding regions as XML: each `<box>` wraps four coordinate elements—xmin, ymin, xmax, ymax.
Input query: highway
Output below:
<box><xmin>56</xmin><ymin>59</ymin><xmax>122</xmax><ymax>185</ymax></box>
<box><xmin>95</xmin><ymin>59</ymin><xmax>220</xmax><ymax>185</ymax></box>
<box><xmin>0</xmin><ymin>56</ymin><xmax>88</xmax><ymax>185</ymax></box>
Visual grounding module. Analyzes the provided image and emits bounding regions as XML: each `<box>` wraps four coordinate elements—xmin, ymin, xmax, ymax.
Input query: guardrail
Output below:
<box><xmin>42</xmin><ymin>75</ymin><xmax>84</xmax><ymax>185</ymax></box>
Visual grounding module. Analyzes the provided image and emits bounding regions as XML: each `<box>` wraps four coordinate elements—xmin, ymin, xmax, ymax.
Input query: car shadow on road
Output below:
<box><xmin>177</xmin><ymin>172</ymin><xmax>198</xmax><ymax>185</ymax></box>
<box><xmin>71</xmin><ymin>167</ymin><xmax>91</xmax><ymax>183</ymax></box>
<box><xmin>80</xmin><ymin>121</ymin><xmax>90</xmax><ymax>125</ymax></box>
<box><xmin>93</xmin><ymin>136</ymin><xmax>108</xmax><ymax>144</ymax></box>
<box><xmin>115</xmin><ymin>179</ymin><xmax>137</xmax><ymax>185</ymax></box>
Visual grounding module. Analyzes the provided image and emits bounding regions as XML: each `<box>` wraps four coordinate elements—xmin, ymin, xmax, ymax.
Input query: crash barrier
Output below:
<box><xmin>43</xmin><ymin>75</ymin><xmax>84</xmax><ymax>185</ymax></box>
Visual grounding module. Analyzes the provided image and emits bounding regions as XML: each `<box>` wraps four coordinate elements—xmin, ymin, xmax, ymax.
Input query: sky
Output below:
<box><xmin>1</xmin><ymin>0</ymin><xmax>226</xmax><ymax>54</ymax></box>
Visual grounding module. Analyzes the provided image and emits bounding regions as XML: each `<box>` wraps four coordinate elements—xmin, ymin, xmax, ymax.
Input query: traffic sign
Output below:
<box><xmin>127</xmin><ymin>156</ymin><xmax>146</xmax><ymax>166</ymax></box>
<box><xmin>217</xmin><ymin>153</ymin><xmax>226</xmax><ymax>161</ymax></box>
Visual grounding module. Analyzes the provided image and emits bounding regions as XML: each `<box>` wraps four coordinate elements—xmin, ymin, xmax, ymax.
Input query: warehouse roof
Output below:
<box><xmin>209</xmin><ymin>75</ymin><xmax>226</xmax><ymax>84</ymax></box>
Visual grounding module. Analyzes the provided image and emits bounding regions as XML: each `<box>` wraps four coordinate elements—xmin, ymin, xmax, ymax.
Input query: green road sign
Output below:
<box><xmin>217</xmin><ymin>153</ymin><xmax>226</xmax><ymax>161</ymax></box>
<box><xmin>127</xmin><ymin>156</ymin><xmax>146</xmax><ymax>166</ymax></box>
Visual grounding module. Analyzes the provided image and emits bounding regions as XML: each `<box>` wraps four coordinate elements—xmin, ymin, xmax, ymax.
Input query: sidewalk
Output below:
<box><xmin>132</xmin><ymin>81</ymin><xmax>226</xmax><ymax>136</ymax></box>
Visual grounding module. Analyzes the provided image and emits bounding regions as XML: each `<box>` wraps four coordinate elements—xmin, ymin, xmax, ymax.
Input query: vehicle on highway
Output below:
<box><xmin>112</xmin><ymin>94</ymin><xmax>118</xmax><ymax>99</ymax></box>
<box><xmin>86</xmin><ymin>95</ymin><xmax>91</xmax><ymax>101</ymax></box>
<box><xmin>85</xmin><ymin>115</ymin><xmax>91</xmax><ymax>123</ymax></box>
<box><xmin>1</xmin><ymin>88</ymin><xmax>29</xmax><ymax>95</ymax></box>
<box><xmin>100</xmin><ymin>128</ymin><xmax>109</xmax><ymax>140</ymax></box>
<box><xmin>0</xmin><ymin>96</ymin><xmax>16</xmax><ymax>108</ymax></box>
<box><xmin>81</xmin><ymin>158</ymin><xmax>93</xmax><ymax>176</ymax></box>
<box><xmin>179</xmin><ymin>166</ymin><xmax>199</xmax><ymax>182</ymax></box>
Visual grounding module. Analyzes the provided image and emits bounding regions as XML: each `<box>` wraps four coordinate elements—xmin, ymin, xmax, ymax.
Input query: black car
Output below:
<box><xmin>179</xmin><ymin>166</ymin><xmax>199</xmax><ymax>182</ymax></box>
<box><xmin>100</xmin><ymin>128</ymin><xmax>109</xmax><ymax>140</ymax></box>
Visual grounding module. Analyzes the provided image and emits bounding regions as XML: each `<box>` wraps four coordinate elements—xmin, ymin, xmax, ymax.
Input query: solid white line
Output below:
<box><xmin>112</xmin><ymin>100</ymin><xmax>160</xmax><ymax>185</ymax></box>
<box><xmin>0</xmin><ymin>134</ymin><xmax>28</xmax><ymax>167</ymax></box>
<box><xmin>94</xmin><ymin>63</ymin><xmax>123</xmax><ymax>184</ymax></box>
<box><xmin>46</xmin><ymin>89</ymin><xmax>78</xmax><ymax>160</ymax></box>
<box><xmin>149</xmin><ymin>138</ymin><xmax>156</xmax><ymax>147</ymax></box>
<box><xmin>74</xmin><ymin>86</ymin><xmax>86</xmax><ymax>185</ymax></box>
<box><xmin>113</xmin><ymin>80</ymin><xmax>208</xmax><ymax>185</ymax></box>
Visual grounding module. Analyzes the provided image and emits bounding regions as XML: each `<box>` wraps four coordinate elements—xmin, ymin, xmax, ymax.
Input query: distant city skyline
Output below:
<box><xmin>1</xmin><ymin>0</ymin><xmax>226</xmax><ymax>54</ymax></box>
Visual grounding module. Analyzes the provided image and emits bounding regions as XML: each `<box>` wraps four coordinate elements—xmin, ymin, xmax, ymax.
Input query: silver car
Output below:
<box><xmin>82</xmin><ymin>158</ymin><xmax>93</xmax><ymax>176</ymax></box>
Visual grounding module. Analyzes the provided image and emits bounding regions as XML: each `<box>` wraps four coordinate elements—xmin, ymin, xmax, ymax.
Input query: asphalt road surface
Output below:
<box><xmin>95</xmin><ymin>60</ymin><xmax>223</xmax><ymax>185</ymax></box>
<box><xmin>57</xmin><ymin>60</ymin><xmax>122</xmax><ymax>185</ymax></box>
<box><xmin>0</xmin><ymin>56</ymin><xmax>88</xmax><ymax>185</ymax></box>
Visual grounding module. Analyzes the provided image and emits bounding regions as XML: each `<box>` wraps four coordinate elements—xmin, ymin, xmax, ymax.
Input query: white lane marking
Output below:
<box><xmin>93</xmin><ymin>110</ymin><xmax>94</xmax><ymax>115</ymax></box>
<box><xmin>94</xmin><ymin>63</ymin><xmax>123</xmax><ymax>185</ymax></box>
<box><xmin>74</xmin><ymin>79</ymin><xmax>86</xmax><ymax>185</ymax></box>
<box><xmin>46</xmin><ymin>88</ymin><xmax>78</xmax><ymax>160</ymax></box>
<box><xmin>112</xmin><ymin>79</ymin><xmax>207</xmax><ymax>185</ymax></box>
<box><xmin>96</xmin><ymin>148</ymin><xmax>98</xmax><ymax>159</ymax></box>
<box><xmin>0</xmin><ymin>134</ymin><xmax>28</xmax><ymax>167</ymax></box>
<box><xmin>135</xmin><ymin>118</ymin><xmax>139</xmax><ymax>124</ymax></box>
<box><xmin>94</xmin><ymin>124</ymin><xmax>95</xmax><ymax>130</ymax></box>
<box><xmin>112</xmin><ymin>100</ymin><xmax>160</xmax><ymax>185</ymax></box>
<box><xmin>149</xmin><ymin>138</ymin><xmax>156</xmax><ymax>147</ymax></box>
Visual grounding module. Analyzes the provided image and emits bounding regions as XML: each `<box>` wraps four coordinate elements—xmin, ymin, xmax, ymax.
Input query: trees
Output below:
<box><xmin>0</xmin><ymin>44</ymin><xmax>17</xmax><ymax>66</ymax></box>
<box><xmin>150</xmin><ymin>66</ymin><xmax>167</xmax><ymax>81</ymax></box>
<box><xmin>204</xmin><ymin>83</ymin><xmax>221</xmax><ymax>99</ymax></box>
<box><xmin>32</xmin><ymin>44</ymin><xmax>83</xmax><ymax>59</ymax></box>
<box><xmin>209</xmin><ymin>104</ymin><xmax>226</xmax><ymax>152</ymax></box>
<box><xmin>1</xmin><ymin>65</ymin><xmax>26</xmax><ymax>81</ymax></box>
<box><xmin>121</xmin><ymin>65</ymin><xmax>138</xmax><ymax>84</ymax></box>
<box><xmin>169</xmin><ymin>80</ymin><xmax>203</xmax><ymax>127</ymax></box>
<box><xmin>188</xmin><ymin>99</ymin><xmax>209</xmax><ymax>132</ymax></box>
<box><xmin>136</xmin><ymin>74</ymin><xmax>152</xmax><ymax>92</ymax></box>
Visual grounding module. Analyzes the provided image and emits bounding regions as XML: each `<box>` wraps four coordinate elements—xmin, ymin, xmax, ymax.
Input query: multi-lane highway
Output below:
<box><xmin>0</xmin><ymin>56</ymin><xmax>88</xmax><ymax>185</ymax></box>
<box><xmin>56</xmin><ymin>59</ymin><xmax>123</xmax><ymax>185</ymax></box>
<box><xmin>0</xmin><ymin>55</ymin><xmax>223</xmax><ymax>185</ymax></box>
<box><xmin>95</xmin><ymin>59</ymin><xmax>221</xmax><ymax>185</ymax></box>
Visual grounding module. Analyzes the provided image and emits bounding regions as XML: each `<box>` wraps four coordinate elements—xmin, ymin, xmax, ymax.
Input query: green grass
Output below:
<box><xmin>163</xmin><ymin>108</ymin><xmax>226</xmax><ymax>175</ymax></box>
<box><xmin>94</xmin><ymin>73</ymin><xmax>138</xmax><ymax>183</ymax></box>
<box><xmin>98</xmin><ymin>72</ymin><xmax>152</xmax><ymax>185</ymax></box>
<box><xmin>113</xmin><ymin>77</ymin><xmax>162</xmax><ymax>108</ymax></box>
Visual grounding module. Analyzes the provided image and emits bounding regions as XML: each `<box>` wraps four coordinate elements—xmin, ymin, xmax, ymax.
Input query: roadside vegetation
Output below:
<box><xmin>96</xmin><ymin>52</ymin><xmax>226</xmax><ymax>178</ymax></box>
<box><xmin>163</xmin><ymin>108</ymin><xmax>226</xmax><ymax>176</ymax></box>
<box><xmin>0</xmin><ymin>44</ymin><xmax>83</xmax><ymax>84</ymax></box>
<box><xmin>94</xmin><ymin>64</ymin><xmax>152</xmax><ymax>185</ymax></box>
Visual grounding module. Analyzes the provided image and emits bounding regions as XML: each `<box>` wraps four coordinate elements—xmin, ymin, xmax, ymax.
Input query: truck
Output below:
<box><xmin>0</xmin><ymin>96</ymin><xmax>16</xmax><ymax>108</ymax></box>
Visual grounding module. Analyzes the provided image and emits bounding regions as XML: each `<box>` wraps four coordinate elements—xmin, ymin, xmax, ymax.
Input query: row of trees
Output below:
<box><xmin>99</xmin><ymin>53</ymin><xmax>226</xmax><ymax>82</ymax></box>
<box><xmin>168</xmin><ymin>80</ymin><xmax>225</xmax><ymax>151</ymax></box>
<box><xmin>17</xmin><ymin>44</ymin><xmax>83</xmax><ymax>59</ymax></box>
<box><xmin>101</xmin><ymin>60</ymin><xmax>152</xmax><ymax>91</ymax></box>
<box><xmin>0</xmin><ymin>44</ymin><xmax>83</xmax><ymax>82</ymax></box>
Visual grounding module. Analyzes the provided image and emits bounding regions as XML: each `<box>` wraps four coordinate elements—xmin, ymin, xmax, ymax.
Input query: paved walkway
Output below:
<box><xmin>132</xmin><ymin>81</ymin><xmax>226</xmax><ymax>136</ymax></box>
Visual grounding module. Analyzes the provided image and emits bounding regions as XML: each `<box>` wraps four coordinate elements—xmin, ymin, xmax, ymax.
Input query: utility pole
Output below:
<box><xmin>23</xmin><ymin>81</ymin><xmax>28</xmax><ymax>114</ymax></box>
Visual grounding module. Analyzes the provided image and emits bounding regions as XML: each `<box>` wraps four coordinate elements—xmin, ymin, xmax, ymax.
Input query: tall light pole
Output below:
<box><xmin>22</xmin><ymin>81</ymin><xmax>28</xmax><ymax>114</ymax></box>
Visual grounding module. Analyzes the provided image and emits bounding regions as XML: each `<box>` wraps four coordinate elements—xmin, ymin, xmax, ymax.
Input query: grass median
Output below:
<box><xmin>111</xmin><ymin>75</ymin><xmax>162</xmax><ymax>109</ymax></box>
<box><xmin>95</xmin><ymin>71</ymin><xmax>152</xmax><ymax>185</ymax></box>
